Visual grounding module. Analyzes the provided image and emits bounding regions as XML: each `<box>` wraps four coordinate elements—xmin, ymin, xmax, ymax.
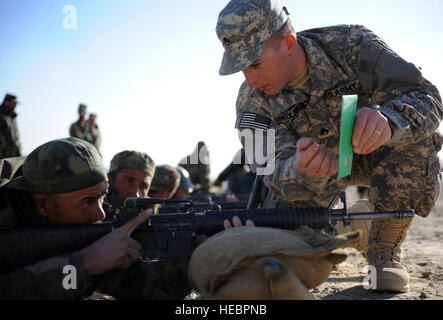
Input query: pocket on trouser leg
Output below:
<box><xmin>415</xmin><ymin>153</ymin><xmax>442</xmax><ymax>218</ymax></box>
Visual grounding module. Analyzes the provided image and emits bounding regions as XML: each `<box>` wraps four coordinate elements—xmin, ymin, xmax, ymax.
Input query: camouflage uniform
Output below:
<box><xmin>0</xmin><ymin>139</ymin><xmax>190</xmax><ymax>299</ymax></box>
<box><xmin>149</xmin><ymin>165</ymin><xmax>181</xmax><ymax>211</ymax></box>
<box><xmin>85</xmin><ymin>114</ymin><xmax>102</xmax><ymax>154</ymax></box>
<box><xmin>0</xmin><ymin>94</ymin><xmax>22</xmax><ymax>158</ymax></box>
<box><xmin>104</xmin><ymin>150</ymin><xmax>156</xmax><ymax>217</ymax></box>
<box><xmin>69</xmin><ymin>120</ymin><xmax>87</xmax><ymax>141</ymax></box>
<box><xmin>150</xmin><ymin>165</ymin><xmax>181</xmax><ymax>195</ymax></box>
<box><xmin>69</xmin><ymin>104</ymin><xmax>88</xmax><ymax>142</ymax></box>
<box><xmin>103</xmin><ymin>152</ymin><xmax>191</xmax><ymax>299</ymax></box>
<box><xmin>217</xmin><ymin>0</ymin><xmax>443</xmax><ymax>293</ymax></box>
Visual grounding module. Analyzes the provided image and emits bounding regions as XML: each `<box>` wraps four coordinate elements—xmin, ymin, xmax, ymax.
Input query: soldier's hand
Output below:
<box><xmin>79</xmin><ymin>209</ymin><xmax>153</xmax><ymax>275</ymax></box>
<box><xmin>196</xmin><ymin>216</ymin><xmax>255</xmax><ymax>245</ymax></box>
<box><xmin>352</xmin><ymin>107</ymin><xmax>392</xmax><ymax>155</ymax></box>
<box><xmin>295</xmin><ymin>137</ymin><xmax>338</xmax><ymax>178</ymax></box>
<box><xmin>223</xmin><ymin>216</ymin><xmax>255</xmax><ymax>228</ymax></box>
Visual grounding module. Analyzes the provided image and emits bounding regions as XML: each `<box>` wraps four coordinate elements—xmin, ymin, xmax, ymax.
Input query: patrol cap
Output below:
<box><xmin>78</xmin><ymin>104</ymin><xmax>87</xmax><ymax>112</ymax></box>
<box><xmin>149</xmin><ymin>165</ymin><xmax>181</xmax><ymax>192</ymax></box>
<box><xmin>7</xmin><ymin>137</ymin><xmax>107</xmax><ymax>194</ymax></box>
<box><xmin>3</xmin><ymin>93</ymin><xmax>19</xmax><ymax>105</ymax></box>
<box><xmin>216</xmin><ymin>0</ymin><xmax>289</xmax><ymax>75</ymax></box>
<box><xmin>176</xmin><ymin>166</ymin><xmax>194</xmax><ymax>193</ymax></box>
<box><xmin>109</xmin><ymin>150</ymin><xmax>155</xmax><ymax>177</ymax></box>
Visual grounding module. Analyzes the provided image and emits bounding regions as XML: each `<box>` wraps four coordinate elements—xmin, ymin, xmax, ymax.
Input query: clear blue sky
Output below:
<box><xmin>1</xmin><ymin>0</ymin><xmax>442</xmax><ymax>179</ymax></box>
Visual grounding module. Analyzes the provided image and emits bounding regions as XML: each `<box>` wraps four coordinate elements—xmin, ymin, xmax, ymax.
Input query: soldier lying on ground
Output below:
<box><xmin>0</xmin><ymin>138</ymin><xmax>191</xmax><ymax>299</ymax></box>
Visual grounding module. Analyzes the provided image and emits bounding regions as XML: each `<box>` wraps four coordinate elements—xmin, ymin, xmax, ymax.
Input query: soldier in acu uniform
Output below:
<box><xmin>216</xmin><ymin>0</ymin><xmax>443</xmax><ymax>293</ymax></box>
<box><xmin>0</xmin><ymin>94</ymin><xmax>22</xmax><ymax>158</ymax></box>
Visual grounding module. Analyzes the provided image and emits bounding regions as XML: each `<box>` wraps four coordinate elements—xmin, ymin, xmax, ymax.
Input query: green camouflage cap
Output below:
<box><xmin>78</xmin><ymin>103</ymin><xmax>87</xmax><ymax>112</ymax></box>
<box><xmin>2</xmin><ymin>93</ymin><xmax>19</xmax><ymax>105</ymax></box>
<box><xmin>216</xmin><ymin>0</ymin><xmax>289</xmax><ymax>75</ymax></box>
<box><xmin>7</xmin><ymin>137</ymin><xmax>107</xmax><ymax>193</ymax></box>
<box><xmin>109</xmin><ymin>150</ymin><xmax>155</xmax><ymax>177</ymax></box>
<box><xmin>150</xmin><ymin>165</ymin><xmax>181</xmax><ymax>192</ymax></box>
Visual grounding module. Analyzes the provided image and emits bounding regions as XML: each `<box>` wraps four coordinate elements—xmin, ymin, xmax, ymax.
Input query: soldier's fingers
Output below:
<box><xmin>356</xmin><ymin>116</ymin><xmax>378</xmax><ymax>153</ymax></box>
<box><xmin>232</xmin><ymin>216</ymin><xmax>242</xmax><ymax>227</ymax></box>
<box><xmin>352</xmin><ymin>108</ymin><xmax>369</xmax><ymax>148</ymax></box>
<box><xmin>297</xmin><ymin>143</ymin><xmax>320</xmax><ymax>170</ymax></box>
<box><xmin>117</xmin><ymin>209</ymin><xmax>152</xmax><ymax>235</ymax></box>
<box><xmin>317</xmin><ymin>149</ymin><xmax>334</xmax><ymax>177</ymax></box>
<box><xmin>363</xmin><ymin>126</ymin><xmax>389</xmax><ymax>154</ymax></box>
<box><xmin>118</xmin><ymin>253</ymin><xmax>134</xmax><ymax>269</ymax></box>
<box><xmin>245</xmin><ymin>219</ymin><xmax>255</xmax><ymax>227</ymax></box>
<box><xmin>296</xmin><ymin>137</ymin><xmax>315</xmax><ymax>152</ymax></box>
<box><xmin>126</xmin><ymin>247</ymin><xmax>141</xmax><ymax>263</ymax></box>
<box><xmin>328</xmin><ymin>152</ymin><xmax>338</xmax><ymax>176</ymax></box>
<box><xmin>127</xmin><ymin>238</ymin><xmax>142</xmax><ymax>251</ymax></box>
<box><xmin>223</xmin><ymin>219</ymin><xmax>233</xmax><ymax>229</ymax></box>
<box><xmin>305</xmin><ymin>144</ymin><xmax>327</xmax><ymax>176</ymax></box>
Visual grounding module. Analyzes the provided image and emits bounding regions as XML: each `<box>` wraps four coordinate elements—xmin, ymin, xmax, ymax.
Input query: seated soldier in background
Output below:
<box><xmin>0</xmin><ymin>138</ymin><xmax>155</xmax><ymax>299</ymax></box>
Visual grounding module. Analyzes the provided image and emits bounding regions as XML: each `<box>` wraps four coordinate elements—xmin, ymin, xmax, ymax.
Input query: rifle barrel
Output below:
<box><xmin>331</xmin><ymin>210</ymin><xmax>414</xmax><ymax>222</ymax></box>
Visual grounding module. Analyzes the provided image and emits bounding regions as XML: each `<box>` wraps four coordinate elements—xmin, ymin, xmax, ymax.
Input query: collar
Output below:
<box><xmin>296</xmin><ymin>33</ymin><xmax>342</xmax><ymax>95</ymax></box>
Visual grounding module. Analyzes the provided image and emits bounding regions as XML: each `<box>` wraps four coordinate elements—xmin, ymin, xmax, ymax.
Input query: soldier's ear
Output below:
<box><xmin>30</xmin><ymin>193</ymin><xmax>52</xmax><ymax>217</ymax></box>
<box><xmin>283</xmin><ymin>34</ymin><xmax>297</xmax><ymax>56</ymax></box>
<box><xmin>107</xmin><ymin>174</ymin><xmax>113</xmax><ymax>185</ymax></box>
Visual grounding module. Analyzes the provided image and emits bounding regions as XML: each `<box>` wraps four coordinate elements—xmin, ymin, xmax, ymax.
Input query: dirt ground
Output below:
<box><xmin>311</xmin><ymin>186</ymin><xmax>443</xmax><ymax>300</ymax></box>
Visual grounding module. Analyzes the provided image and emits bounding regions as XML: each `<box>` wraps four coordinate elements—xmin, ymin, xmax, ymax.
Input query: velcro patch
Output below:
<box><xmin>238</xmin><ymin>112</ymin><xmax>271</xmax><ymax>131</ymax></box>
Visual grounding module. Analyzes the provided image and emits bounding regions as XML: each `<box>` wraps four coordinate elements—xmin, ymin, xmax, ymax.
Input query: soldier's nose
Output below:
<box><xmin>243</xmin><ymin>68</ymin><xmax>258</xmax><ymax>87</ymax></box>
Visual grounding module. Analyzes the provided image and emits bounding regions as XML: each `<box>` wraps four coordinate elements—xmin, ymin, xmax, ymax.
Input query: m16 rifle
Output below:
<box><xmin>0</xmin><ymin>192</ymin><xmax>414</xmax><ymax>274</ymax></box>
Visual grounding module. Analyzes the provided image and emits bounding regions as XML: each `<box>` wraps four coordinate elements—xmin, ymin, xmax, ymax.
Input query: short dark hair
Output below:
<box><xmin>268</xmin><ymin>19</ymin><xmax>296</xmax><ymax>50</ymax></box>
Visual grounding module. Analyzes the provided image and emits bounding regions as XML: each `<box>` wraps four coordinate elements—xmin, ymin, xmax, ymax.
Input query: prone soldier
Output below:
<box><xmin>0</xmin><ymin>139</ymin><xmax>193</xmax><ymax>299</ymax></box>
<box><xmin>0</xmin><ymin>138</ymin><xmax>154</xmax><ymax>299</ymax></box>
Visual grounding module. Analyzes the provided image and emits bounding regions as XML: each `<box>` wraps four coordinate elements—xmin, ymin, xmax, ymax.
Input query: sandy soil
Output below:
<box><xmin>311</xmin><ymin>187</ymin><xmax>443</xmax><ymax>300</ymax></box>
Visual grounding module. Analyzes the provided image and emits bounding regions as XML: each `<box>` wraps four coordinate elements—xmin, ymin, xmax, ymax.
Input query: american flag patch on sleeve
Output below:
<box><xmin>238</xmin><ymin>112</ymin><xmax>271</xmax><ymax>131</ymax></box>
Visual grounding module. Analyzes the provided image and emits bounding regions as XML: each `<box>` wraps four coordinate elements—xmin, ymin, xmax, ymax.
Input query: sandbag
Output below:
<box><xmin>188</xmin><ymin>226</ymin><xmax>360</xmax><ymax>300</ymax></box>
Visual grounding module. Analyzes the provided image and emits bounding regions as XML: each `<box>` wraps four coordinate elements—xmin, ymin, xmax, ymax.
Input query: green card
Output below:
<box><xmin>338</xmin><ymin>95</ymin><xmax>358</xmax><ymax>179</ymax></box>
